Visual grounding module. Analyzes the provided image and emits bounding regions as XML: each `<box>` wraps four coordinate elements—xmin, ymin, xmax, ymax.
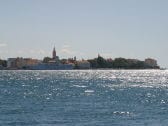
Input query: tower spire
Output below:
<box><xmin>52</xmin><ymin>46</ymin><xmax>56</xmax><ymax>59</ymax></box>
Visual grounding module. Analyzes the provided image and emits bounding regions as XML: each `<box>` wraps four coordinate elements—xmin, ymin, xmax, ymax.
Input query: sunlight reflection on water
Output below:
<box><xmin>0</xmin><ymin>70</ymin><xmax>168</xmax><ymax>125</ymax></box>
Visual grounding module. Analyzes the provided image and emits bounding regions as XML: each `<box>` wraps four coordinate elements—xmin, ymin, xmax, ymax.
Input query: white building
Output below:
<box><xmin>145</xmin><ymin>58</ymin><xmax>157</xmax><ymax>67</ymax></box>
<box><xmin>77</xmin><ymin>60</ymin><xmax>90</xmax><ymax>69</ymax></box>
<box><xmin>7</xmin><ymin>58</ymin><xmax>17</xmax><ymax>68</ymax></box>
<box><xmin>7</xmin><ymin>58</ymin><xmax>40</xmax><ymax>69</ymax></box>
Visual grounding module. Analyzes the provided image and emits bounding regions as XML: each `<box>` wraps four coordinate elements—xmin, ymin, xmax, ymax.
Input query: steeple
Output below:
<box><xmin>52</xmin><ymin>46</ymin><xmax>56</xmax><ymax>59</ymax></box>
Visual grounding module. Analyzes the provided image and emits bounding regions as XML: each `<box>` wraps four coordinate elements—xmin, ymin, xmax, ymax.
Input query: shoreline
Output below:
<box><xmin>0</xmin><ymin>68</ymin><xmax>164</xmax><ymax>71</ymax></box>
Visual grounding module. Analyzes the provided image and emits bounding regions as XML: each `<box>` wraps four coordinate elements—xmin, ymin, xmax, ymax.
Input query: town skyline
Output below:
<box><xmin>0</xmin><ymin>45</ymin><xmax>161</xmax><ymax>63</ymax></box>
<box><xmin>1</xmin><ymin>46</ymin><xmax>159</xmax><ymax>70</ymax></box>
<box><xmin>0</xmin><ymin>0</ymin><xmax>168</xmax><ymax>67</ymax></box>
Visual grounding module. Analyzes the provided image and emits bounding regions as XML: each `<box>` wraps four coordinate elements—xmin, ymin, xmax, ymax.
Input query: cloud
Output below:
<box><xmin>38</xmin><ymin>49</ymin><xmax>46</xmax><ymax>55</ymax></box>
<box><xmin>0</xmin><ymin>43</ymin><xmax>7</xmax><ymax>47</ymax></box>
<box><xmin>62</xmin><ymin>44</ymin><xmax>71</xmax><ymax>48</ymax></box>
<box><xmin>29</xmin><ymin>49</ymin><xmax>47</xmax><ymax>55</ymax></box>
<box><xmin>61</xmin><ymin>48</ymin><xmax>75</xmax><ymax>55</ymax></box>
<box><xmin>60</xmin><ymin>45</ymin><xmax>75</xmax><ymax>55</ymax></box>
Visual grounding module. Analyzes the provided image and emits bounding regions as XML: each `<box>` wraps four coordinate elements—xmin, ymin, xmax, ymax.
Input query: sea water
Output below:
<box><xmin>0</xmin><ymin>70</ymin><xmax>168</xmax><ymax>126</ymax></box>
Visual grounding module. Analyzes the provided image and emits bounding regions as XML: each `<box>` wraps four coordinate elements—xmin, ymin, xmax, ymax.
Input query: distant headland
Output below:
<box><xmin>0</xmin><ymin>47</ymin><xmax>160</xmax><ymax>70</ymax></box>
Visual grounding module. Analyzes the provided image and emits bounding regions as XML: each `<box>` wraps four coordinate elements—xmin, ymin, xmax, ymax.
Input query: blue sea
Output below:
<box><xmin>0</xmin><ymin>70</ymin><xmax>168</xmax><ymax>126</ymax></box>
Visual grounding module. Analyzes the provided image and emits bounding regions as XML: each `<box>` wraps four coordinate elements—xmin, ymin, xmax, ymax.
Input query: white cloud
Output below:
<box><xmin>60</xmin><ymin>45</ymin><xmax>75</xmax><ymax>55</ymax></box>
<box><xmin>0</xmin><ymin>43</ymin><xmax>7</xmax><ymax>47</ymax></box>
<box><xmin>38</xmin><ymin>49</ymin><xmax>46</xmax><ymax>55</ymax></box>
<box><xmin>61</xmin><ymin>48</ymin><xmax>75</xmax><ymax>55</ymax></box>
<box><xmin>62</xmin><ymin>44</ymin><xmax>71</xmax><ymax>48</ymax></box>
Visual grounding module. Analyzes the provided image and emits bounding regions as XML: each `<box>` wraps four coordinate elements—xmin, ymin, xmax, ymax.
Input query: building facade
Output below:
<box><xmin>76</xmin><ymin>60</ymin><xmax>91</xmax><ymax>69</ymax></box>
<box><xmin>145</xmin><ymin>58</ymin><xmax>157</xmax><ymax>67</ymax></box>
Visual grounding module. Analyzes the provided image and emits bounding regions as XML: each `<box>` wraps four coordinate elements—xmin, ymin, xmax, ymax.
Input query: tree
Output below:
<box><xmin>88</xmin><ymin>59</ymin><xmax>98</xmax><ymax>68</ymax></box>
<box><xmin>60</xmin><ymin>59</ymin><xmax>67</xmax><ymax>64</ymax></box>
<box><xmin>0</xmin><ymin>59</ymin><xmax>7</xmax><ymax>67</ymax></box>
<box><xmin>43</xmin><ymin>57</ymin><xmax>52</xmax><ymax>63</ymax></box>
<box><xmin>97</xmin><ymin>56</ymin><xmax>108</xmax><ymax>68</ymax></box>
<box><xmin>113</xmin><ymin>58</ymin><xmax>129</xmax><ymax>68</ymax></box>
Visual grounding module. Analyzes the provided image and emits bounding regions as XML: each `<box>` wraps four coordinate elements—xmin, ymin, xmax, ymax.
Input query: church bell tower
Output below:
<box><xmin>52</xmin><ymin>47</ymin><xmax>56</xmax><ymax>59</ymax></box>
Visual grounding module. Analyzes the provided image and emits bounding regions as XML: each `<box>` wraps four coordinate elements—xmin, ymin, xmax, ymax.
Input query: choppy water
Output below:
<box><xmin>0</xmin><ymin>70</ymin><xmax>168</xmax><ymax>126</ymax></box>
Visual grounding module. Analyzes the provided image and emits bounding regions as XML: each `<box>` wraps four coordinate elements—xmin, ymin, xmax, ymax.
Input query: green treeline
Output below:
<box><xmin>88</xmin><ymin>56</ymin><xmax>159</xmax><ymax>69</ymax></box>
<box><xmin>0</xmin><ymin>59</ymin><xmax>7</xmax><ymax>67</ymax></box>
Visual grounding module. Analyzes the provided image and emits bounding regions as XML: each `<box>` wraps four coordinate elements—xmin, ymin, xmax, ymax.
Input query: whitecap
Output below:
<box><xmin>161</xmin><ymin>100</ymin><xmax>166</xmax><ymax>104</ymax></box>
<box><xmin>46</xmin><ymin>97</ymin><xmax>50</xmax><ymax>100</ymax></box>
<box><xmin>84</xmin><ymin>89</ymin><xmax>94</xmax><ymax>93</ymax></box>
<box><xmin>48</xmin><ymin>93</ymin><xmax>52</xmax><ymax>96</ymax></box>
<box><xmin>73</xmin><ymin>85</ymin><xmax>87</xmax><ymax>88</ymax></box>
<box><xmin>113</xmin><ymin>111</ymin><xmax>131</xmax><ymax>115</ymax></box>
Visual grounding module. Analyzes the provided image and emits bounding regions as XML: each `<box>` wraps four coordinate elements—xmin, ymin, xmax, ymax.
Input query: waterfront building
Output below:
<box><xmin>127</xmin><ymin>59</ymin><xmax>139</xmax><ymax>63</ymax></box>
<box><xmin>29</xmin><ymin>63</ymin><xmax>73</xmax><ymax>70</ymax></box>
<box><xmin>6</xmin><ymin>46</ymin><xmax>75</xmax><ymax>70</ymax></box>
<box><xmin>106</xmin><ymin>58</ymin><xmax>113</xmax><ymax>62</ymax></box>
<box><xmin>67</xmin><ymin>58</ymin><xmax>76</xmax><ymax>64</ymax></box>
<box><xmin>145</xmin><ymin>58</ymin><xmax>157</xmax><ymax>67</ymax></box>
<box><xmin>7</xmin><ymin>57</ymin><xmax>40</xmax><ymax>69</ymax></box>
<box><xmin>52</xmin><ymin>47</ymin><xmax>56</xmax><ymax>59</ymax></box>
<box><xmin>28</xmin><ymin>47</ymin><xmax>73</xmax><ymax>70</ymax></box>
<box><xmin>24</xmin><ymin>58</ymin><xmax>40</xmax><ymax>66</ymax></box>
<box><xmin>7</xmin><ymin>58</ymin><xmax>17</xmax><ymax>68</ymax></box>
<box><xmin>47</xmin><ymin>47</ymin><xmax>60</xmax><ymax>64</ymax></box>
<box><xmin>15</xmin><ymin>57</ymin><xmax>26</xmax><ymax>69</ymax></box>
<box><xmin>76</xmin><ymin>60</ymin><xmax>91</xmax><ymax>69</ymax></box>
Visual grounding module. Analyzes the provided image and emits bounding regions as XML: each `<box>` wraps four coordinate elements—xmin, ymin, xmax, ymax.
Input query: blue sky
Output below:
<box><xmin>0</xmin><ymin>0</ymin><xmax>168</xmax><ymax>67</ymax></box>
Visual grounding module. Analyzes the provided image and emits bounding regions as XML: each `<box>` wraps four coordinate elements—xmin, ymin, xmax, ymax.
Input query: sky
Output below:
<box><xmin>0</xmin><ymin>0</ymin><xmax>168</xmax><ymax>67</ymax></box>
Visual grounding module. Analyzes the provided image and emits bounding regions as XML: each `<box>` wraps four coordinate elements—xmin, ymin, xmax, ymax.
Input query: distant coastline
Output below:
<box><xmin>0</xmin><ymin>47</ymin><xmax>160</xmax><ymax>70</ymax></box>
<box><xmin>0</xmin><ymin>56</ymin><xmax>161</xmax><ymax>70</ymax></box>
<box><xmin>86</xmin><ymin>55</ymin><xmax>160</xmax><ymax>70</ymax></box>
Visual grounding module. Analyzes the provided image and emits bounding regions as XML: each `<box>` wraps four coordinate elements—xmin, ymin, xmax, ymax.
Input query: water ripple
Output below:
<box><xmin>0</xmin><ymin>70</ymin><xmax>168</xmax><ymax>125</ymax></box>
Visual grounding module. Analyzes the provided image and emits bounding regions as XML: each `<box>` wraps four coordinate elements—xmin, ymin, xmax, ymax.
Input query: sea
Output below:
<box><xmin>0</xmin><ymin>70</ymin><xmax>168</xmax><ymax>126</ymax></box>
